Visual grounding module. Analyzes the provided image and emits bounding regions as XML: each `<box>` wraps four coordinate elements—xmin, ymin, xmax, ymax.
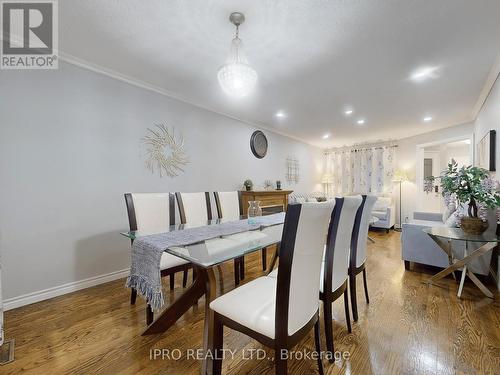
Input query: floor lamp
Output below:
<box><xmin>393</xmin><ymin>169</ymin><xmax>408</xmax><ymax>232</ymax></box>
<box><xmin>322</xmin><ymin>173</ymin><xmax>333</xmax><ymax>198</ymax></box>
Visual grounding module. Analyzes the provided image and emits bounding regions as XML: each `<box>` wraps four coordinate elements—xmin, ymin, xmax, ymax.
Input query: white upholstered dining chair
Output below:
<box><xmin>213</xmin><ymin>191</ymin><xmax>242</xmax><ymax>221</ymax></box>
<box><xmin>349</xmin><ymin>194</ymin><xmax>377</xmax><ymax>321</ymax></box>
<box><xmin>210</xmin><ymin>201</ymin><xmax>335</xmax><ymax>374</ymax></box>
<box><xmin>124</xmin><ymin>192</ymin><xmax>192</xmax><ymax>325</ymax></box>
<box><xmin>320</xmin><ymin>195</ymin><xmax>362</xmax><ymax>359</ymax></box>
<box><xmin>213</xmin><ymin>190</ymin><xmax>269</xmax><ymax>284</ymax></box>
<box><xmin>175</xmin><ymin>191</ymin><xmax>212</xmax><ymax>225</ymax></box>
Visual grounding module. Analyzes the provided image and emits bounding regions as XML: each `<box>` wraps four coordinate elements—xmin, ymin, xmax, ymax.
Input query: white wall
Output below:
<box><xmin>473</xmin><ymin>73</ymin><xmax>500</xmax><ymax>290</ymax></box>
<box><xmin>475</xmin><ymin>75</ymin><xmax>500</xmax><ymax>172</ymax></box>
<box><xmin>395</xmin><ymin>122</ymin><xmax>474</xmax><ymax>223</ymax></box>
<box><xmin>0</xmin><ymin>62</ymin><xmax>323</xmax><ymax>305</ymax></box>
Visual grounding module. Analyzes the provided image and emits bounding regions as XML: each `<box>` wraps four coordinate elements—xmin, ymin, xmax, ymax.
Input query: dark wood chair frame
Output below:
<box><xmin>211</xmin><ymin>204</ymin><xmax>324</xmax><ymax>375</ymax></box>
<box><xmin>348</xmin><ymin>195</ymin><xmax>370</xmax><ymax>322</ymax></box>
<box><xmin>319</xmin><ymin>197</ymin><xmax>353</xmax><ymax>361</ymax></box>
<box><xmin>124</xmin><ymin>193</ymin><xmax>193</xmax><ymax>325</ymax></box>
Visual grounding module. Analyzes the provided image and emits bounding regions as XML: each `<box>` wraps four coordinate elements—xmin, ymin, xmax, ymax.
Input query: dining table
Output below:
<box><xmin>121</xmin><ymin>215</ymin><xmax>284</xmax><ymax>374</ymax></box>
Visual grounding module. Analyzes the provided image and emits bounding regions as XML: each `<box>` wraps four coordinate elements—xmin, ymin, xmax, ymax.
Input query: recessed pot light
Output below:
<box><xmin>275</xmin><ymin>111</ymin><xmax>286</xmax><ymax>118</ymax></box>
<box><xmin>356</xmin><ymin>119</ymin><xmax>365</xmax><ymax>125</ymax></box>
<box><xmin>423</xmin><ymin>116</ymin><xmax>433</xmax><ymax>122</ymax></box>
<box><xmin>322</xmin><ymin>134</ymin><xmax>330</xmax><ymax>139</ymax></box>
<box><xmin>410</xmin><ymin>66</ymin><xmax>439</xmax><ymax>82</ymax></box>
<box><xmin>344</xmin><ymin>109</ymin><xmax>353</xmax><ymax>115</ymax></box>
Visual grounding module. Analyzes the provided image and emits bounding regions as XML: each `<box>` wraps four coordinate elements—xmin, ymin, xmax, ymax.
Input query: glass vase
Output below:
<box><xmin>247</xmin><ymin>201</ymin><xmax>262</xmax><ymax>224</ymax></box>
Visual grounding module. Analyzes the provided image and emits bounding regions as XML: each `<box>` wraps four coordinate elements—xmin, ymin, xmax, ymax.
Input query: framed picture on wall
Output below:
<box><xmin>477</xmin><ymin>130</ymin><xmax>496</xmax><ymax>171</ymax></box>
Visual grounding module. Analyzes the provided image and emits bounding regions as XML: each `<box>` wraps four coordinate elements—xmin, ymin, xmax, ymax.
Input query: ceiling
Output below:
<box><xmin>59</xmin><ymin>0</ymin><xmax>500</xmax><ymax>147</ymax></box>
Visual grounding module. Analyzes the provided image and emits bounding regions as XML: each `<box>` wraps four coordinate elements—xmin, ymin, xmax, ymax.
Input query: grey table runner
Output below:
<box><xmin>126</xmin><ymin>212</ymin><xmax>285</xmax><ymax>311</ymax></box>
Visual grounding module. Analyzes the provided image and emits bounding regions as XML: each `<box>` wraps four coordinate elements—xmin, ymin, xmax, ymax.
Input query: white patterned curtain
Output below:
<box><xmin>325</xmin><ymin>143</ymin><xmax>396</xmax><ymax>196</ymax></box>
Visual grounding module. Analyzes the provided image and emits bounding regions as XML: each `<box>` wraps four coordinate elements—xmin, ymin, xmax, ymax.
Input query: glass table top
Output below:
<box><xmin>423</xmin><ymin>226</ymin><xmax>500</xmax><ymax>243</ymax></box>
<box><xmin>120</xmin><ymin>216</ymin><xmax>284</xmax><ymax>267</ymax></box>
<box><xmin>120</xmin><ymin>218</ymin><xmax>244</xmax><ymax>241</ymax></box>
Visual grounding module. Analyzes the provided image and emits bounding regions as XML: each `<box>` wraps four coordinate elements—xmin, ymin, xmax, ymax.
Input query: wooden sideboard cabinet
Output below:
<box><xmin>240</xmin><ymin>190</ymin><xmax>293</xmax><ymax>215</ymax></box>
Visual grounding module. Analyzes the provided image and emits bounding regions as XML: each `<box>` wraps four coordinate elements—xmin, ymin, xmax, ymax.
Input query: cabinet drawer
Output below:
<box><xmin>259</xmin><ymin>198</ymin><xmax>285</xmax><ymax>207</ymax></box>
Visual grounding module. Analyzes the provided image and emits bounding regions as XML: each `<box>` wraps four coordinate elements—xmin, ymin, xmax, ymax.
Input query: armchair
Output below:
<box><xmin>370</xmin><ymin>196</ymin><xmax>396</xmax><ymax>232</ymax></box>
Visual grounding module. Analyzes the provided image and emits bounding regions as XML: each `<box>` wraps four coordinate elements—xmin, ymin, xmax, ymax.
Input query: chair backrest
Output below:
<box><xmin>214</xmin><ymin>191</ymin><xmax>242</xmax><ymax>220</ymax></box>
<box><xmin>275</xmin><ymin>201</ymin><xmax>335</xmax><ymax>338</ymax></box>
<box><xmin>351</xmin><ymin>195</ymin><xmax>377</xmax><ymax>269</ymax></box>
<box><xmin>176</xmin><ymin>192</ymin><xmax>212</xmax><ymax>224</ymax></box>
<box><xmin>124</xmin><ymin>193</ymin><xmax>174</xmax><ymax>232</ymax></box>
<box><xmin>324</xmin><ymin>196</ymin><xmax>362</xmax><ymax>294</ymax></box>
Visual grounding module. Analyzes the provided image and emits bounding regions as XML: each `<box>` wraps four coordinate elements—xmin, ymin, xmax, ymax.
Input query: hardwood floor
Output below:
<box><xmin>4</xmin><ymin>231</ymin><xmax>500</xmax><ymax>374</ymax></box>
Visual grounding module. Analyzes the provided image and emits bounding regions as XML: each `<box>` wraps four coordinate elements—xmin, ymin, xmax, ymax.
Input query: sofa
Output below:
<box><xmin>401</xmin><ymin>211</ymin><xmax>494</xmax><ymax>275</ymax></box>
<box><xmin>288</xmin><ymin>192</ymin><xmax>327</xmax><ymax>203</ymax></box>
<box><xmin>370</xmin><ymin>196</ymin><xmax>396</xmax><ymax>232</ymax></box>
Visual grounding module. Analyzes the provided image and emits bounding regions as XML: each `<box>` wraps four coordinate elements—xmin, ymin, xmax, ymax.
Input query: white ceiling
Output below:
<box><xmin>59</xmin><ymin>0</ymin><xmax>500</xmax><ymax>147</ymax></box>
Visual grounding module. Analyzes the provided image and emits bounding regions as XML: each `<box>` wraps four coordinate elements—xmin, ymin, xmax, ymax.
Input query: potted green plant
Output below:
<box><xmin>427</xmin><ymin>160</ymin><xmax>500</xmax><ymax>234</ymax></box>
<box><xmin>243</xmin><ymin>179</ymin><xmax>253</xmax><ymax>191</ymax></box>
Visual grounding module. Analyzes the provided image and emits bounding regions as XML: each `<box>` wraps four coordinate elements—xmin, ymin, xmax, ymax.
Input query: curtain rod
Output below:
<box><xmin>325</xmin><ymin>143</ymin><xmax>398</xmax><ymax>154</ymax></box>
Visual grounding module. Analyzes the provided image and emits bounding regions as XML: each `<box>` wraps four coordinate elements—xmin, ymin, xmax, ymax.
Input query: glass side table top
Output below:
<box><xmin>423</xmin><ymin>226</ymin><xmax>500</xmax><ymax>243</ymax></box>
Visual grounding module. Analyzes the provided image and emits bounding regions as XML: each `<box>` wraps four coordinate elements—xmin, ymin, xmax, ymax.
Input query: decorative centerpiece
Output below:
<box><xmin>247</xmin><ymin>201</ymin><xmax>262</xmax><ymax>224</ymax></box>
<box><xmin>425</xmin><ymin>160</ymin><xmax>500</xmax><ymax>234</ymax></box>
<box><xmin>243</xmin><ymin>179</ymin><xmax>253</xmax><ymax>191</ymax></box>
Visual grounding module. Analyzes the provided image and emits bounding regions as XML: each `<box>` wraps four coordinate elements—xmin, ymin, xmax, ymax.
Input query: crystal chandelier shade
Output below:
<box><xmin>217</xmin><ymin>13</ymin><xmax>257</xmax><ymax>98</ymax></box>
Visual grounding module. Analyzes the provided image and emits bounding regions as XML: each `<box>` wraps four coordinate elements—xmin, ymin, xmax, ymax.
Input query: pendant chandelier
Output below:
<box><xmin>217</xmin><ymin>12</ymin><xmax>257</xmax><ymax>98</ymax></box>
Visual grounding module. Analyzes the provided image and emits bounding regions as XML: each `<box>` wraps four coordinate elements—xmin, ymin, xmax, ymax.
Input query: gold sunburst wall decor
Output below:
<box><xmin>142</xmin><ymin>124</ymin><xmax>190</xmax><ymax>178</ymax></box>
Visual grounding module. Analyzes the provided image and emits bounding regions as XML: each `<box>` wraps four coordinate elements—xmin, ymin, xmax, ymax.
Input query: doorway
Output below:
<box><xmin>416</xmin><ymin>136</ymin><xmax>473</xmax><ymax>213</ymax></box>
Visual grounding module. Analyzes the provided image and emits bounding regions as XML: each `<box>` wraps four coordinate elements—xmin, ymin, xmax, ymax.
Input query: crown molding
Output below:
<box><xmin>58</xmin><ymin>52</ymin><xmax>320</xmax><ymax>149</ymax></box>
<box><xmin>472</xmin><ymin>53</ymin><xmax>500</xmax><ymax>120</ymax></box>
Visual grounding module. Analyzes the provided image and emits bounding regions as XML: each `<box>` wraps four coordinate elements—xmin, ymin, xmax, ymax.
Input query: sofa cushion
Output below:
<box><xmin>372</xmin><ymin>210</ymin><xmax>388</xmax><ymax>220</ymax></box>
<box><xmin>407</xmin><ymin>219</ymin><xmax>443</xmax><ymax>228</ymax></box>
<box><xmin>373</xmin><ymin>197</ymin><xmax>392</xmax><ymax>211</ymax></box>
<box><xmin>444</xmin><ymin>213</ymin><xmax>460</xmax><ymax>228</ymax></box>
<box><xmin>442</xmin><ymin>202</ymin><xmax>456</xmax><ymax>222</ymax></box>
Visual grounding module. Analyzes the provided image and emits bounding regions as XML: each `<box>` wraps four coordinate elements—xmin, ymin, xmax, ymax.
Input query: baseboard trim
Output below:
<box><xmin>3</xmin><ymin>269</ymin><xmax>130</xmax><ymax>311</ymax></box>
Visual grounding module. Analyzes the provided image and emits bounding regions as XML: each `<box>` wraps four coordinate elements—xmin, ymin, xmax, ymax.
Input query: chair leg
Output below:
<box><xmin>261</xmin><ymin>247</ymin><xmax>267</xmax><ymax>271</ymax></box>
<box><xmin>240</xmin><ymin>256</ymin><xmax>245</xmax><ymax>281</ymax></box>
<box><xmin>314</xmin><ymin>320</ymin><xmax>324</xmax><ymax>375</ymax></box>
<box><xmin>146</xmin><ymin>304</ymin><xmax>153</xmax><ymax>325</ymax></box>
<box><xmin>182</xmin><ymin>269</ymin><xmax>188</xmax><ymax>287</ymax></box>
<box><xmin>349</xmin><ymin>274</ymin><xmax>359</xmax><ymax>322</ymax></box>
<box><xmin>323</xmin><ymin>299</ymin><xmax>334</xmax><ymax>362</ymax></box>
<box><xmin>275</xmin><ymin>348</ymin><xmax>288</xmax><ymax>375</ymax></box>
<box><xmin>234</xmin><ymin>258</ymin><xmax>240</xmax><ymax>285</ymax></box>
<box><xmin>362</xmin><ymin>268</ymin><xmax>370</xmax><ymax>304</ymax></box>
<box><xmin>267</xmin><ymin>244</ymin><xmax>280</xmax><ymax>274</ymax></box>
<box><xmin>343</xmin><ymin>288</ymin><xmax>352</xmax><ymax>333</ymax></box>
<box><xmin>169</xmin><ymin>273</ymin><xmax>175</xmax><ymax>290</ymax></box>
<box><xmin>130</xmin><ymin>288</ymin><xmax>137</xmax><ymax>305</ymax></box>
<box><xmin>212</xmin><ymin>314</ymin><xmax>224</xmax><ymax>375</ymax></box>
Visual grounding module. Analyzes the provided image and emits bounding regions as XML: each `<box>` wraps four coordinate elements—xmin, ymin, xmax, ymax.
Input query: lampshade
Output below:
<box><xmin>393</xmin><ymin>169</ymin><xmax>409</xmax><ymax>182</ymax></box>
<box><xmin>217</xmin><ymin>38</ymin><xmax>257</xmax><ymax>98</ymax></box>
<box><xmin>217</xmin><ymin>13</ymin><xmax>257</xmax><ymax>98</ymax></box>
<box><xmin>322</xmin><ymin>173</ymin><xmax>334</xmax><ymax>184</ymax></box>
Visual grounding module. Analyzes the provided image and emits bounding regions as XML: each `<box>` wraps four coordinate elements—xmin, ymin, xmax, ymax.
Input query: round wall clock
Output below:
<box><xmin>250</xmin><ymin>130</ymin><xmax>268</xmax><ymax>159</ymax></box>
